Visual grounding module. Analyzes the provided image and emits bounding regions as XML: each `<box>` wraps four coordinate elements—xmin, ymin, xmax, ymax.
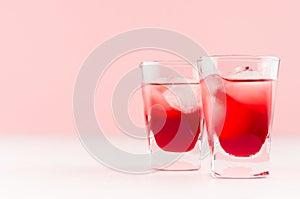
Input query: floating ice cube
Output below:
<box><xmin>204</xmin><ymin>75</ymin><xmax>225</xmax><ymax>97</ymax></box>
<box><xmin>227</xmin><ymin>66</ymin><xmax>262</xmax><ymax>79</ymax></box>
<box><xmin>162</xmin><ymin>84</ymin><xmax>200</xmax><ymax>113</ymax></box>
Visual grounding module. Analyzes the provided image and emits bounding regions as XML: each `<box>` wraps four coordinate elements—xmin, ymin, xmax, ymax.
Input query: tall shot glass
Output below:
<box><xmin>140</xmin><ymin>61</ymin><xmax>205</xmax><ymax>171</ymax></box>
<box><xmin>198</xmin><ymin>55</ymin><xmax>279</xmax><ymax>178</ymax></box>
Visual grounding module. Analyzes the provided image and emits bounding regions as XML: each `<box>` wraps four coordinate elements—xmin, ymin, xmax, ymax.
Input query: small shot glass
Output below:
<box><xmin>198</xmin><ymin>55</ymin><xmax>279</xmax><ymax>178</ymax></box>
<box><xmin>140</xmin><ymin>61</ymin><xmax>205</xmax><ymax>171</ymax></box>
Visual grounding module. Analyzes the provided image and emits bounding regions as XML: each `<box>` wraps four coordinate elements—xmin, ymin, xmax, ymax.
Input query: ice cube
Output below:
<box><xmin>204</xmin><ymin>75</ymin><xmax>225</xmax><ymax>97</ymax></box>
<box><xmin>162</xmin><ymin>84</ymin><xmax>200</xmax><ymax>113</ymax></box>
<box><xmin>228</xmin><ymin>66</ymin><xmax>262</xmax><ymax>79</ymax></box>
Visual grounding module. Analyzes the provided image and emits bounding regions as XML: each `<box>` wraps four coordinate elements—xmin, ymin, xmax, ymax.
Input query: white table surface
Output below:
<box><xmin>0</xmin><ymin>134</ymin><xmax>299</xmax><ymax>199</ymax></box>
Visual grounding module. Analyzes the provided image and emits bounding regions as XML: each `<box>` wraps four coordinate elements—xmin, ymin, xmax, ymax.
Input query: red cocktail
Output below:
<box><xmin>202</xmin><ymin>77</ymin><xmax>273</xmax><ymax>157</ymax></box>
<box><xmin>142</xmin><ymin>83</ymin><xmax>202</xmax><ymax>153</ymax></box>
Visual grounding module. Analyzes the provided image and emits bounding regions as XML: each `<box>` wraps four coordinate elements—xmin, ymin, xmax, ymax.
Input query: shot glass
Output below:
<box><xmin>140</xmin><ymin>61</ymin><xmax>204</xmax><ymax>171</ymax></box>
<box><xmin>198</xmin><ymin>55</ymin><xmax>279</xmax><ymax>178</ymax></box>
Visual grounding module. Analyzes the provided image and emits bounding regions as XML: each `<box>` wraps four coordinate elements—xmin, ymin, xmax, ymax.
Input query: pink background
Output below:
<box><xmin>0</xmin><ymin>0</ymin><xmax>298</xmax><ymax>136</ymax></box>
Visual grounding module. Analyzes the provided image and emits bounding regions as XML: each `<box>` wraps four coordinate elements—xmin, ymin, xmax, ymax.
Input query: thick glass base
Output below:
<box><xmin>150</xmin><ymin>136</ymin><xmax>201</xmax><ymax>171</ymax></box>
<box><xmin>211</xmin><ymin>136</ymin><xmax>270</xmax><ymax>178</ymax></box>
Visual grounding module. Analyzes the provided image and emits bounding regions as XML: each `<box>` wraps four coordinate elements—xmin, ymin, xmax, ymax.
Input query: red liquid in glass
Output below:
<box><xmin>202</xmin><ymin>77</ymin><xmax>273</xmax><ymax>157</ymax></box>
<box><xmin>142</xmin><ymin>83</ymin><xmax>202</xmax><ymax>153</ymax></box>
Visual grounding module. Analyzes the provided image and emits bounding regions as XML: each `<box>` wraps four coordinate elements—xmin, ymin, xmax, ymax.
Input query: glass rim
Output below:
<box><xmin>140</xmin><ymin>60</ymin><xmax>199</xmax><ymax>84</ymax></box>
<box><xmin>140</xmin><ymin>60</ymin><xmax>196</xmax><ymax>67</ymax></box>
<box><xmin>197</xmin><ymin>55</ymin><xmax>280</xmax><ymax>62</ymax></box>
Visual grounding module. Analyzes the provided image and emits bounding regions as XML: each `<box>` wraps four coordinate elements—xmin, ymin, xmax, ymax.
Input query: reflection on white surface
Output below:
<box><xmin>0</xmin><ymin>135</ymin><xmax>299</xmax><ymax>199</ymax></box>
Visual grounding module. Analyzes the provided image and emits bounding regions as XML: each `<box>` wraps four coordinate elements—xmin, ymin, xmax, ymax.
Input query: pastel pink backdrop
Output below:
<box><xmin>0</xmin><ymin>0</ymin><xmax>298</xmax><ymax>136</ymax></box>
